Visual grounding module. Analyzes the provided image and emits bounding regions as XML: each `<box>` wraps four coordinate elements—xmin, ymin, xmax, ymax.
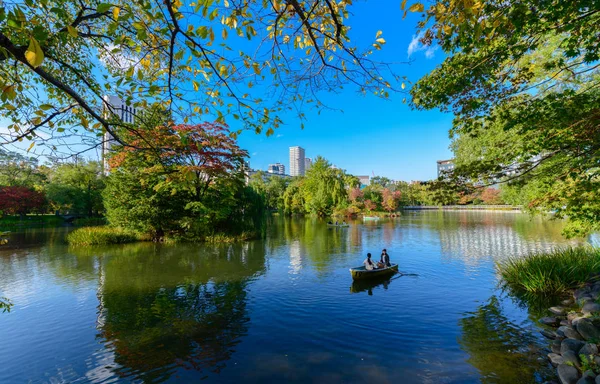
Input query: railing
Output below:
<box><xmin>401</xmin><ymin>205</ymin><xmax>522</xmax><ymax>211</ymax></box>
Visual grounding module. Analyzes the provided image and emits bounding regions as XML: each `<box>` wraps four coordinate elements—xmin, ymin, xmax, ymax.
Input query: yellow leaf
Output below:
<box><xmin>27</xmin><ymin>142</ymin><xmax>35</xmax><ymax>152</ymax></box>
<box><xmin>222</xmin><ymin>28</ymin><xmax>228</xmax><ymax>39</ymax></box>
<box><xmin>401</xmin><ymin>82</ymin><xmax>406</xmax><ymax>89</ymax></box>
<box><xmin>252</xmin><ymin>62</ymin><xmax>260</xmax><ymax>75</ymax></box>
<box><xmin>25</xmin><ymin>38</ymin><xmax>44</xmax><ymax>68</ymax></box>
<box><xmin>113</xmin><ymin>7</ymin><xmax>120</xmax><ymax>19</ymax></box>
<box><xmin>67</xmin><ymin>25</ymin><xmax>78</xmax><ymax>38</ymax></box>
<box><xmin>192</xmin><ymin>80</ymin><xmax>199</xmax><ymax>91</ymax></box>
<box><xmin>376</xmin><ymin>30</ymin><xmax>382</xmax><ymax>38</ymax></box>
<box><xmin>224</xmin><ymin>0</ymin><xmax>229</xmax><ymax>7</ymax></box>
<box><xmin>408</xmin><ymin>3</ymin><xmax>424</xmax><ymax>12</ymax></box>
<box><xmin>376</xmin><ymin>38</ymin><xmax>386</xmax><ymax>44</ymax></box>
<box><xmin>400</xmin><ymin>0</ymin><xmax>407</xmax><ymax>10</ymax></box>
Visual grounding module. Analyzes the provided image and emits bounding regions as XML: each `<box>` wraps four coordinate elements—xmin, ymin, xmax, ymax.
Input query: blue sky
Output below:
<box><xmin>237</xmin><ymin>1</ymin><xmax>454</xmax><ymax>181</ymax></box>
<box><xmin>1</xmin><ymin>1</ymin><xmax>453</xmax><ymax>180</ymax></box>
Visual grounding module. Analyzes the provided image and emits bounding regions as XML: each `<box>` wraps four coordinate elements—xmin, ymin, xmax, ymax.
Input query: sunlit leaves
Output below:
<box><xmin>25</xmin><ymin>38</ymin><xmax>44</xmax><ymax>67</ymax></box>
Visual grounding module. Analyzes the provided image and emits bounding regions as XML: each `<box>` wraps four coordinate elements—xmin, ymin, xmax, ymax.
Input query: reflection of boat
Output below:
<box><xmin>362</xmin><ymin>216</ymin><xmax>380</xmax><ymax>221</ymax></box>
<box><xmin>349</xmin><ymin>263</ymin><xmax>398</xmax><ymax>280</ymax></box>
<box><xmin>327</xmin><ymin>224</ymin><xmax>349</xmax><ymax>228</ymax></box>
<box><xmin>350</xmin><ymin>275</ymin><xmax>394</xmax><ymax>294</ymax></box>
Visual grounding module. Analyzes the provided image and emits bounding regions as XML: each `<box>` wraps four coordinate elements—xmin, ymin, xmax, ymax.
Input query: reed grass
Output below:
<box><xmin>67</xmin><ymin>226</ymin><xmax>142</xmax><ymax>246</ymax></box>
<box><xmin>498</xmin><ymin>247</ymin><xmax>600</xmax><ymax>297</ymax></box>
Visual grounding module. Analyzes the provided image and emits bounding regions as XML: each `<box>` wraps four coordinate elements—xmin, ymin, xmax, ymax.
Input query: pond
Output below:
<box><xmin>0</xmin><ymin>211</ymin><xmax>589</xmax><ymax>383</ymax></box>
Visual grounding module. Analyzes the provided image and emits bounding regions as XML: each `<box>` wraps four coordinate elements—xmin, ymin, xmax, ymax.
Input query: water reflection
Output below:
<box><xmin>458</xmin><ymin>296</ymin><xmax>552</xmax><ymax>383</ymax></box>
<box><xmin>91</xmin><ymin>242</ymin><xmax>266</xmax><ymax>382</ymax></box>
<box><xmin>0</xmin><ymin>213</ymin><xmax>589</xmax><ymax>383</ymax></box>
<box><xmin>350</xmin><ymin>275</ymin><xmax>396</xmax><ymax>295</ymax></box>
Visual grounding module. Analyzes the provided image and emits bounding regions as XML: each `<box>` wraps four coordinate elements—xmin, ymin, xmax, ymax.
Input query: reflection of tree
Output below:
<box><xmin>458</xmin><ymin>296</ymin><xmax>551</xmax><ymax>383</ymax></box>
<box><xmin>65</xmin><ymin>241</ymin><xmax>267</xmax><ymax>382</ymax></box>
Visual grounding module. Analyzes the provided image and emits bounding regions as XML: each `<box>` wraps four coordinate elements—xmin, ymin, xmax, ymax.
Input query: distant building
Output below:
<box><xmin>357</xmin><ymin>175</ymin><xmax>370</xmax><ymax>187</ymax></box>
<box><xmin>437</xmin><ymin>159</ymin><xmax>454</xmax><ymax>178</ymax></box>
<box><xmin>289</xmin><ymin>146</ymin><xmax>305</xmax><ymax>176</ymax></box>
<box><xmin>268</xmin><ymin>163</ymin><xmax>285</xmax><ymax>175</ymax></box>
<box><xmin>305</xmin><ymin>157</ymin><xmax>312</xmax><ymax>172</ymax></box>
<box><xmin>102</xmin><ymin>95</ymin><xmax>138</xmax><ymax>174</ymax></box>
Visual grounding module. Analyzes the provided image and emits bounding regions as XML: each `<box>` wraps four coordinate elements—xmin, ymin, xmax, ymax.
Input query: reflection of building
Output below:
<box><xmin>267</xmin><ymin>163</ymin><xmax>285</xmax><ymax>175</ymax></box>
<box><xmin>289</xmin><ymin>146</ymin><xmax>305</xmax><ymax>176</ymax></box>
<box><xmin>437</xmin><ymin>159</ymin><xmax>454</xmax><ymax>178</ymax></box>
<box><xmin>305</xmin><ymin>158</ymin><xmax>312</xmax><ymax>172</ymax></box>
<box><xmin>289</xmin><ymin>240</ymin><xmax>302</xmax><ymax>274</ymax></box>
<box><xmin>102</xmin><ymin>95</ymin><xmax>138</xmax><ymax>174</ymax></box>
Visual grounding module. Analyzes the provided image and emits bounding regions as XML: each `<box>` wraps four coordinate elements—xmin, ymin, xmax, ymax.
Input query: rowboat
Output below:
<box><xmin>349</xmin><ymin>263</ymin><xmax>398</xmax><ymax>280</ymax></box>
<box><xmin>362</xmin><ymin>216</ymin><xmax>380</xmax><ymax>221</ymax></box>
<box><xmin>327</xmin><ymin>223</ymin><xmax>349</xmax><ymax>228</ymax></box>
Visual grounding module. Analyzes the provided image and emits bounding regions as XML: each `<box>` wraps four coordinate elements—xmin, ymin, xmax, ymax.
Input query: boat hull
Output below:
<box><xmin>349</xmin><ymin>264</ymin><xmax>398</xmax><ymax>280</ymax></box>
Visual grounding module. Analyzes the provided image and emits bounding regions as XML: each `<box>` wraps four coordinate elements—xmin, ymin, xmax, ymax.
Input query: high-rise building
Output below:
<box><xmin>304</xmin><ymin>157</ymin><xmax>312</xmax><ymax>172</ymax></box>
<box><xmin>289</xmin><ymin>146</ymin><xmax>305</xmax><ymax>176</ymax></box>
<box><xmin>268</xmin><ymin>163</ymin><xmax>285</xmax><ymax>175</ymax></box>
<box><xmin>437</xmin><ymin>159</ymin><xmax>454</xmax><ymax>178</ymax></box>
<box><xmin>102</xmin><ymin>95</ymin><xmax>138</xmax><ymax>174</ymax></box>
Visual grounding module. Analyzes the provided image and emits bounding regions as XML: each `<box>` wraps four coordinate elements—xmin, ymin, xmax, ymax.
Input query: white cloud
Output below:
<box><xmin>276</xmin><ymin>134</ymin><xmax>283</xmax><ymax>138</ymax></box>
<box><xmin>407</xmin><ymin>33</ymin><xmax>438</xmax><ymax>59</ymax></box>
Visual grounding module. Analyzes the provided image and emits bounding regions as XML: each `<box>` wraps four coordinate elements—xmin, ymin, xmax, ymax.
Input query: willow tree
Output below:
<box><xmin>407</xmin><ymin>0</ymin><xmax>600</xmax><ymax>236</ymax></box>
<box><xmin>0</xmin><ymin>0</ymin><xmax>398</xmax><ymax>157</ymax></box>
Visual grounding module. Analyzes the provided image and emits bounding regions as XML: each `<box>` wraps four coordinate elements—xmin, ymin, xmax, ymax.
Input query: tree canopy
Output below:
<box><xmin>0</xmin><ymin>0</ymin><xmax>398</xmax><ymax>157</ymax></box>
<box><xmin>408</xmin><ymin>0</ymin><xmax>600</xmax><ymax>236</ymax></box>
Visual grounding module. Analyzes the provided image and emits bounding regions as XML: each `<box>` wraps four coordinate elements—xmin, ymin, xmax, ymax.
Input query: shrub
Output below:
<box><xmin>67</xmin><ymin>226</ymin><xmax>142</xmax><ymax>246</ymax></box>
<box><xmin>498</xmin><ymin>247</ymin><xmax>600</xmax><ymax>297</ymax></box>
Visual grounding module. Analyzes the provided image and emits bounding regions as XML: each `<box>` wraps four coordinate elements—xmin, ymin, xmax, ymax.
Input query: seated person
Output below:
<box><xmin>381</xmin><ymin>249</ymin><xmax>391</xmax><ymax>267</ymax></box>
<box><xmin>363</xmin><ymin>253</ymin><xmax>377</xmax><ymax>270</ymax></box>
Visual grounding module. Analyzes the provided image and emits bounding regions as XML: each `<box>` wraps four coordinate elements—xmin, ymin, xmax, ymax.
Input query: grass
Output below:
<box><xmin>498</xmin><ymin>246</ymin><xmax>600</xmax><ymax>298</ymax></box>
<box><xmin>67</xmin><ymin>226</ymin><xmax>143</xmax><ymax>246</ymax></box>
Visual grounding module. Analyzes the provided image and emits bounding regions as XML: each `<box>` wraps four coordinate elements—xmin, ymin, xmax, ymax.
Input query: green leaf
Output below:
<box><xmin>67</xmin><ymin>25</ymin><xmax>78</xmax><ymax>38</ymax></box>
<box><xmin>25</xmin><ymin>38</ymin><xmax>44</xmax><ymax>68</ymax></box>
<box><xmin>97</xmin><ymin>3</ymin><xmax>111</xmax><ymax>13</ymax></box>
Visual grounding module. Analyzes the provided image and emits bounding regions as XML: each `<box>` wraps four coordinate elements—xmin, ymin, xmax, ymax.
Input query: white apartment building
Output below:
<box><xmin>268</xmin><ymin>163</ymin><xmax>285</xmax><ymax>175</ymax></box>
<box><xmin>289</xmin><ymin>146</ymin><xmax>305</xmax><ymax>176</ymax></box>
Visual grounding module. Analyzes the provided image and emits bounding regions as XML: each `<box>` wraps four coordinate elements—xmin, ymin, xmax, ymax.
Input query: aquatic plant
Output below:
<box><xmin>67</xmin><ymin>227</ymin><xmax>142</xmax><ymax>246</ymax></box>
<box><xmin>498</xmin><ymin>247</ymin><xmax>600</xmax><ymax>297</ymax></box>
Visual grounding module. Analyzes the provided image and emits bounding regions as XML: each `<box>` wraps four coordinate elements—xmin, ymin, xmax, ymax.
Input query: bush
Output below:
<box><xmin>67</xmin><ymin>226</ymin><xmax>142</xmax><ymax>246</ymax></box>
<box><xmin>498</xmin><ymin>247</ymin><xmax>600</xmax><ymax>297</ymax></box>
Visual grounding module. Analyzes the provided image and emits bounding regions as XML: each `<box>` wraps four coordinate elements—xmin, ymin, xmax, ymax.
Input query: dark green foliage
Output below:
<box><xmin>411</xmin><ymin>0</ymin><xmax>600</xmax><ymax>237</ymax></box>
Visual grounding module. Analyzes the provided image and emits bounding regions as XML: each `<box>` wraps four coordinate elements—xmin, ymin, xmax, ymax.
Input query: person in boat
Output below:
<box><xmin>363</xmin><ymin>253</ymin><xmax>377</xmax><ymax>270</ymax></box>
<box><xmin>335</xmin><ymin>221</ymin><xmax>338</xmax><ymax>225</ymax></box>
<box><xmin>380</xmin><ymin>249</ymin><xmax>391</xmax><ymax>267</ymax></box>
<box><xmin>328</xmin><ymin>220</ymin><xmax>333</xmax><ymax>225</ymax></box>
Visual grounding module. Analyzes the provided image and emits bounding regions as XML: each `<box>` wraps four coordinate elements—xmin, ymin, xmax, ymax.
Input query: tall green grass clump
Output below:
<box><xmin>67</xmin><ymin>227</ymin><xmax>141</xmax><ymax>246</ymax></box>
<box><xmin>498</xmin><ymin>247</ymin><xmax>600</xmax><ymax>297</ymax></box>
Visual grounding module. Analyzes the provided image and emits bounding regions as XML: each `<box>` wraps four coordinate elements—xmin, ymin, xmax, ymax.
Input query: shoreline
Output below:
<box><xmin>537</xmin><ymin>276</ymin><xmax>600</xmax><ymax>383</ymax></box>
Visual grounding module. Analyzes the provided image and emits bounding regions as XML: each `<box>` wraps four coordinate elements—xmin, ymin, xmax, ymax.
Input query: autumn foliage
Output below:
<box><xmin>0</xmin><ymin>186</ymin><xmax>46</xmax><ymax>215</ymax></box>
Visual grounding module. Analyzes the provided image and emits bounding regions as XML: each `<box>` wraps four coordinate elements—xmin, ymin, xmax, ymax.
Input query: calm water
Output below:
<box><xmin>0</xmin><ymin>211</ymin><xmax>589</xmax><ymax>383</ymax></box>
